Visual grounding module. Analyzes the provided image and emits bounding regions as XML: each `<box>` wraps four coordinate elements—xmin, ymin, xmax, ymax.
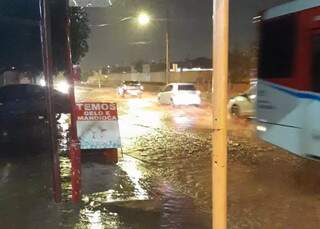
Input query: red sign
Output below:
<box><xmin>76</xmin><ymin>103</ymin><xmax>118</xmax><ymax>121</ymax></box>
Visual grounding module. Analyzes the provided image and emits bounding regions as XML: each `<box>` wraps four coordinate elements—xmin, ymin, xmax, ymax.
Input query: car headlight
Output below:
<box><xmin>39</xmin><ymin>79</ymin><xmax>46</xmax><ymax>87</ymax></box>
<box><xmin>56</xmin><ymin>81</ymin><xmax>69</xmax><ymax>94</ymax></box>
<box><xmin>229</xmin><ymin>98</ymin><xmax>235</xmax><ymax>103</ymax></box>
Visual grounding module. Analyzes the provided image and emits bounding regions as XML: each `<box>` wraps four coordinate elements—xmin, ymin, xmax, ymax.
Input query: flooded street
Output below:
<box><xmin>1</xmin><ymin>85</ymin><xmax>320</xmax><ymax>228</ymax></box>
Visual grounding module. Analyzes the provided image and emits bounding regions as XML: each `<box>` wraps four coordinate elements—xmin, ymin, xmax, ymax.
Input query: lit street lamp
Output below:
<box><xmin>89</xmin><ymin>11</ymin><xmax>170</xmax><ymax>85</ymax></box>
<box><xmin>136</xmin><ymin>12</ymin><xmax>169</xmax><ymax>84</ymax></box>
<box><xmin>137</xmin><ymin>12</ymin><xmax>151</xmax><ymax>26</ymax></box>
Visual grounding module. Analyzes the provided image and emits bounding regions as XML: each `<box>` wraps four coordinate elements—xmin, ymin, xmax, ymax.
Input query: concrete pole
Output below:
<box><xmin>212</xmin><ymin>0</ymin><xmax>229</xmax><ymax>228</ymax></box>
<box><xmin>165</xmin><ymin>0</ymin><xmax>170</xmax><ymax>85</ymax></box>
<box><xmin>98</xmin><ymin>72</ymin><xmax>101</xmax><ymax>88</ymax></box>
<box><xmin>64</xmin><ymin>0</ymin><xmax>82</xmax><ymax>203</ymax></box>
<box><xmin>165</xmin><ymin>31</ymin><xmax>169</xmax><ymax>85</ymax></box>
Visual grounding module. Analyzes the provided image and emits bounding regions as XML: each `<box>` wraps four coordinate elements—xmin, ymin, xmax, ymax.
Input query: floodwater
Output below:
<box><xmin>0</xmin><ymin>145</ymin><xmax>209</xmax><ymax>228</ymax></box>
<box><xmin>1</xmin><ymin>86</ymin><xmax>320</xmax><ymax>228</ymax></box>
<box><xmin>0</xmin><ymin>107</ymin><xmax>210</xmax><ymax>228</ymax></box>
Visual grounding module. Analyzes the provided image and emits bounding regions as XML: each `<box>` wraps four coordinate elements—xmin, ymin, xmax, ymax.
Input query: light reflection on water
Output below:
<box><xmin>81</xmin><ymin>209</ymin><xmax>103</xmax><ymax>229</ymax></box>
<box><xmin>58</xmin><ymin>146</ymin><xmax>154</xmax><ymax>228</ymax></box>
<box><xmin>57</xmin><ymin>114</ymin><xmax>71</xmax><ymax>152</ymax></box>
<box><xmin>119</xmin><ymin>99</ymin><xmax>163</xmax><ymax>145</ymax></box>
<box><xmin>117</xmin><ymin>155</ymin><xmax>149</xmax><ymax>200</ymax></box>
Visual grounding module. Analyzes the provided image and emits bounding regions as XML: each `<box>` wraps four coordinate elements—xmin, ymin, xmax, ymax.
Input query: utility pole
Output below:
<box><xmin>39</xmin><ymin>0</ymin><xmax>62</xmax><ymax>203</ymax></box>
<box><xmin>212</xmin><ymin>0</ymin><xmax>229</xmax><ymax>228</ymax></box>
<box><xmin>64</xmin><ymin>0</ymin><xmax>82</xmax><ymax>203</ymax></box>
<box><xmin>98</xmin><ymin>71</ymin><xmax>102</xmax><ymax>88</ymax></box>
<box><xmin>165</xmin><ymin>31</ymin><xmax>169</xmax><ymax>85</ymax></box>
<box><xmin>165</xmin><ymin>0</ymin><xmax>170</xmax><ymax>85</ymax></box>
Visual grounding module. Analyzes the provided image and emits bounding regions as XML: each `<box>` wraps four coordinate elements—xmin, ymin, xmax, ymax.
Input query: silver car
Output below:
<box><xmin>228</xmin><ymin>85</ymin><xmax>256</xmax><ymax>117</ymax></box>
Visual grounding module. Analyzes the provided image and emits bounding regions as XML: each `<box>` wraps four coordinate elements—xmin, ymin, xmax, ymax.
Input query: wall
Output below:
<box><xmin>88</xmin><ymin>71</ymin><xmax>212</xmax><ymax>85</ymax></box>
<box><xmin>86</xmin><ymin>71</ymin><xmax>250</xmax><ymax>95</ymax></box>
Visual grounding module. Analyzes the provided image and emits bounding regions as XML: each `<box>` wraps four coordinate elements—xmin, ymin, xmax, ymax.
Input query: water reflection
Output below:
<box><xmin>119</xmin><ymin>112</ymin><xmax>161</xmax><ymax>140</ymax></box>
<box><xmin>82</xmin><ymin>209</ymin><xmax>103</xmax><ymax>229</ymax></box>
<box><xmin>118</xmin><ymin>155</ymin><xmax>149</xmax><ymax>200</ymax></box>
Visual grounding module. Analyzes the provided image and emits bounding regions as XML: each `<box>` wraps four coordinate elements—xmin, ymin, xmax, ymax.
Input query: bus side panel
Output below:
<box><xmin>257</xmin><ymin>80</ymin><xmax>303</xmax><ymax>128</ymax></box>
<box><xmin>257</xmin><ymin>80</ymin><xmax>303</xmax><ymax>156</ymax></box>
<box><xmin>302</xmin><ymin>100</ymin><xmax>320</xmax><ymax>158</ymax></box>
<box><xmin>257</xmin><ymin>7</ymin><xmax>320</xmax><ymax>158</ymax></box>
<box><xmin>257</xmin><ymin>80</ymin><xmax>320</xmax><ymax>158</ymax></box>
<box><xmin>257</xmin><ymin>122</ymin><xmax>302</xmax><ymax>157</ymax></box>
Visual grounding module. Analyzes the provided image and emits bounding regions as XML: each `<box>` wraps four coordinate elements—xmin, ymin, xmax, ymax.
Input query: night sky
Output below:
<box><xmin>0</xmin><ymin>0</ymin><xmax>292</xmax><ymax>72</ymax></box>
<box><xmin>81</xmin><ymin>0</ymin><xmax>290</xmax><ymax>71</ymax></box>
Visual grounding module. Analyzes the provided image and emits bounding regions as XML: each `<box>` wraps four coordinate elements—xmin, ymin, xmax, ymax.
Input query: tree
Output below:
<box><xmin>70</xmin><ymin>7</ymin><xmax>90</xmax><ymax>64</ymax></box>
<box><xmin>150</xmin><ymin>62</ymin><xmax>165</xmax><ymax>72</ymax></box>
<box><xmin>134</xmin><ymin>60</ymin><xmax>145</xmax><ymax>73</ymax></box>
<box><xmin>191</xmin><ymin>57</ymin><xmax>212</xmax><ymax>68</ymax></box>
<box><xmin>229</xmin><ymin>46</ymin><xmax>257</xmax><ymax>83</ymax></box>
<box><xmin>48</xmin><ymin>0</ymin><xmax>90</xmax><ymax>70</ymax></box>
<box><xmin>0</xmin><ymin>0</ymin><xmax>90</xmax><ymax>74</ymax></box>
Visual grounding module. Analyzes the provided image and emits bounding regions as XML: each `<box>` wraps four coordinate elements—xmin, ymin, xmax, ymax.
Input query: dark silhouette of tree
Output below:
<box><xmin>0</xmin><ymin>0</ymin><xmax>90</xmax><ymax>74</ymax></box>
<box><xmin>229</xmin><ymin>45</ymin><xmax>257</xmax><ymax>82</ymax></box>
<box><xmin>191</xmin><ymin>57</ymin><xmax>212</xmax><ymax>68</ymax></box>
<box><xmin>70</xmin><ymin>7</ymin><xmax>90</xmax><ymax>64</ymax></box>
<box><xmin>150</xmin><ymin>62</ymin><xmax>165</xmax><ymax>72</ymax></box>
<box><xmin>134</xmin><ymin>60</ymin><xmax>145</xmax><ymax>73</ymax></box>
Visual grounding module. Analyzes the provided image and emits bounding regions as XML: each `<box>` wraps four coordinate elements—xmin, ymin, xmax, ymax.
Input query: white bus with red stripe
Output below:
<box><xmin>257</xmin><ymin>0</ymin><xmax>320</xmax><ymax>159</ymax></box>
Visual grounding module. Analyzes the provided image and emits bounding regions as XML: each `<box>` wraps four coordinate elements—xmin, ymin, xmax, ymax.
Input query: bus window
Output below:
<box><xmin>258</xmin><ymin>14</ymin><xmax>296</xmax><ymax>79</ymax></box>
<box><xmin>311</xmin><ymin>34</ymin><xmax>320</xmax><ymax>92</ymax></box>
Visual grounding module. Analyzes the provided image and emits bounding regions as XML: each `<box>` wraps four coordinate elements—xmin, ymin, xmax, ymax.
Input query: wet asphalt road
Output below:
<box><xmin>0</xmin><ymin>85</ymin><xmax>320</xmax><ymax>228</ymax></box>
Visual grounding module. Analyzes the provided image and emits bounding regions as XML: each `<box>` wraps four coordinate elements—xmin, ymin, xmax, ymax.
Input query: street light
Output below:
<box><xmin>137</xmin><ymin>12</ymin><xmax>151</xmax><ymax>26</ymax></box>
<box><xmin>89</xmin><ymin>11</ymin><xmax>169</xmax><ymax>84</ymax></box>
<box><xmin>136</xmin><ymin>12</ymin><xmax>169</xmax><ymax>84</ymax></box>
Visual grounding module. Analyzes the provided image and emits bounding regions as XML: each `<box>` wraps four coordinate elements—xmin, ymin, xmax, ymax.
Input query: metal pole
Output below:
<box><xmin>165</xmin><ymin>31</ymin><xmax>169</xmax><ymax>84</ymax></box>
<box><xmin>212</xmin><ymin>0</ymin><xmax>229</xmax><ymax>228</ymax></box>
<box><xmin>64</xmin><ymin>0</ymin><xmax>82</xmax><ymax>203</ymax></box>
<box><xmin>165</xmin><ymin>0</ymin><xmax>170</xmax><ymax>85</ymax></box>
<box><xmin>39</xmin><ymin>0</ymin><xmax>62</xmax><ymax>203</ymax></box>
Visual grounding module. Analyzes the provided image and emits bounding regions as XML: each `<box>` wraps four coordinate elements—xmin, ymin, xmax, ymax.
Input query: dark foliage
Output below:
<box><xmin>0</xmin><ymin>0</ymin><xmax>90</xmax><ymax>74</ymax></box>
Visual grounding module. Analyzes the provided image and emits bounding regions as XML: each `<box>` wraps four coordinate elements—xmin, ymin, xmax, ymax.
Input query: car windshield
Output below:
<box><xmin>178</xmin><ymin>85</ymin><xmax>196</xmax><ymax>91</ymax></box>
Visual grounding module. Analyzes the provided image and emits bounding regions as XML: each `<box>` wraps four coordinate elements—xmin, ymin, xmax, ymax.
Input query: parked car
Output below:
<box><xmin>158</xmin><ymin>83</ymin><xmax>201</xmax><ymax>106</ymax></box>
<box><xmin>228</xmin><ymin>85</ymin><xmax>256</xmax><ymax>117</ymax></box>
<box><xmin>117</xmin><ymin>81</ymin><xmax>144</xmax><ymax>97</ymax></box>
<box><xmin>0</xmin><ymin>84</ymin><xmax>70</xmax><ymax>144</ymax></box>
<box><xmin>0</xmin><ymin>84</ymin><xmax>70</xmax><ymax>116</ymax></box>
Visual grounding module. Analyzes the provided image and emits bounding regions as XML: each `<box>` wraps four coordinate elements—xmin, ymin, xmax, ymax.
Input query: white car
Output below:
<box><xmin>228</xmin><ymin>85</ymin><xmax>256</xmax><ymax>117</ymax></box>
<box><xmin>158</xmin><ymin>83</ymin><xmax>201</xmax><ymax>106</ymax></box>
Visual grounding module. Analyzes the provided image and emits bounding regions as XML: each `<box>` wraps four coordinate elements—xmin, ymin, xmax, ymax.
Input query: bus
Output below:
<box><xmin>256</xmin><ymin>0</ymin><xmax>320</xmax><ymax>160</ymax></box>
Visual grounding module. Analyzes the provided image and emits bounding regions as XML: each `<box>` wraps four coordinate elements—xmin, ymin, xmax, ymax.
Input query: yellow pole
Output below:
<box><xmin>212</xmin><ymin>0</ymin><xmax>229</xmax><ymax>228</ymax></box>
